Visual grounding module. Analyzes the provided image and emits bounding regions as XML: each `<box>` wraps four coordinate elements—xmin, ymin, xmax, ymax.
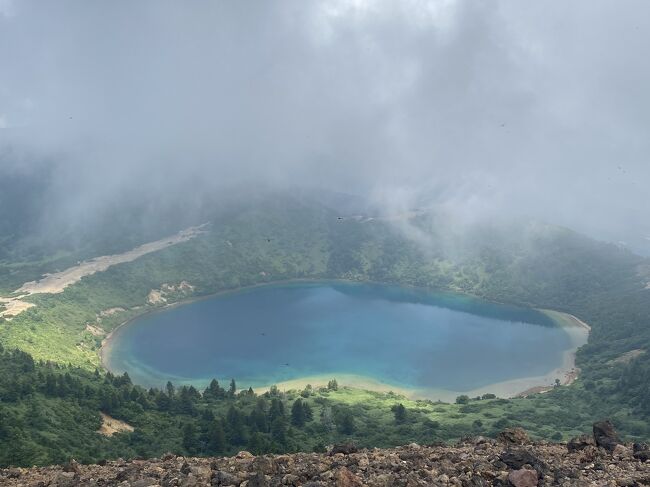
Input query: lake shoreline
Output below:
<box><xmin>100</xmin><ymin>278</ymin><xmax>590</xmax><ymax>402</ymax></box>
<box><xmin>263</xmin><ymin>309</ymin><xmax>589</xmax><ymax>402</ymax></box>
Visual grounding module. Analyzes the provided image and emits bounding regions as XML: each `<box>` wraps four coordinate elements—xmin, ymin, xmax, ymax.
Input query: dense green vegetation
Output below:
<box><xmin>1</xmin><ymin>193</ymin><xmax>649</xmax><ymax>466</ymax></box>
<box><xmin>2</xmin><ymin>344</ymin><xmax>645</xmax><ymax>467</ymax></box>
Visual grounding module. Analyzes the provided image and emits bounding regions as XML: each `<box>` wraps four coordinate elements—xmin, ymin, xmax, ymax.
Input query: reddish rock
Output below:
<box><xmin>497</xmin><ymin>428</ymin><xmax>530</xmax><ymax>445</ymax></box>
<box><xmin>335</xmin><ymin>466</ymin><xmax>364</xmax><ymax>487</ymax></box>
<box><xmin>508</xmin><ymin>468</ymin><xmax>538</xmax><ymax>487</ymax></box>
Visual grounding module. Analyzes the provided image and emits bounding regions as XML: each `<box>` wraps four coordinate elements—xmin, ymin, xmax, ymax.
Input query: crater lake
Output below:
<box><xmin>102</xmin><ymin>281</ymin><xmax>587</xmax><ymax>399</ymax></box>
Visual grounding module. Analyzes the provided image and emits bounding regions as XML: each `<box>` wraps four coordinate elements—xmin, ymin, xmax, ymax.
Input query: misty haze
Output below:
<box><xmin>0</xmin><ymin>0</ymin><xmax>649</xmax><ymax>482</ymax></box>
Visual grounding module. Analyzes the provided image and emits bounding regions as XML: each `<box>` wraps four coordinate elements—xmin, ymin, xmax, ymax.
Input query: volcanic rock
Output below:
<box><xmin>567</xmin><ymin>434</ymin><xmax>596</xmax><ymax>452</ymax></box>
<box><xmin>497</xmin><ymin>427</ymin><xmax>530</xmax><ymax>445</ymax></box>
<box><xmin>593</xmin><ymin>419</ymin><xmax>622</xmax><ymax>452</ymax></box>
<box><xmin>2</xmin><ymin>428</ymin><xmax>649</xmax><ymax>487</ymax></box>
<box><xmin>508</xmin><ymin>468</ymin><xmax>538</xmax><ymax>487</ymax></box>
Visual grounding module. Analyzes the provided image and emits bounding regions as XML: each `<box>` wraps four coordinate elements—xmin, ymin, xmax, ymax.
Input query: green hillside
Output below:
<box><xmin>0</xmin><ymin>195</ymin><xmax>649</xmax><ymax>466</ymax></box>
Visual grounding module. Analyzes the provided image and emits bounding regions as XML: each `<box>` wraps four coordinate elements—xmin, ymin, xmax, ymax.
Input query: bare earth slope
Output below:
<box><xmin>3</xmin><ymin>429</ymin><xmax>649</xmax><ymax>486</ymax></box>
<box><xmin>0</xmin><ymin>224</ymin><xmax>207</xmax><ymax>320</ymax></box>
<box><xmin>16</xmin><ymin>224</ymin><xmax>208</xmax><ymax>295</ymax></box>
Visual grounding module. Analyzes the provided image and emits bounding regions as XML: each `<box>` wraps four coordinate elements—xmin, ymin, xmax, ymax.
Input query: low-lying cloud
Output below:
<box><xmin>0</xmin><ymin>0</ymin><xmax>649</xmax><ymax>251</ymax></box>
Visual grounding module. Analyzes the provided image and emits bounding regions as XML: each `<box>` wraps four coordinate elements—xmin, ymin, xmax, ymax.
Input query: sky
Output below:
<box><xmin>0</xmin><ymin>0</ymin><xmax>649</xmax><ymax>252</ymax></box>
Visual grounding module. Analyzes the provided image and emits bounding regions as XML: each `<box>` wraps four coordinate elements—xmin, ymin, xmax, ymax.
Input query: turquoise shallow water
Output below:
<box><xmin>104</xmin><ymin>281</ymin><xmax>573</xmax><ymax>392</ymax></box>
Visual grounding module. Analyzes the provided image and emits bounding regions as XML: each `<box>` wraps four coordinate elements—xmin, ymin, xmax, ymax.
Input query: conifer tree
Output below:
<box><xmin>182</xmin><ymin>422</ymin><xmax>199</xmax><ymax>455</ymax></box>
<box><xmin>303</xmin><ymin>401</ymin><xmax>314</xmax><ymax>421</ymax></box>
<box><xmin>291</xmin><ymin>399</ymin><xmax>306</xmax><ymax>427</ymax></box>
<box><xmin>268</xmin><ymin>398</ymin><xmax>285</xmax><ymax>424</ymax></box>
<box><xmin>166</xmin><ymin>381</ymin><xmax>175</xmax><ymax>399</ymax></box>
<box><xmin>270</xmin><ymin>417</ymin><xmax>287</xmax><ymax>445</ymax></box>
<box><xmin>207</xmin><ymin>419</ymin><xmax>226</xmax><ymax>455</ymax></box>
<box><xmin>392</xmin><ymin>403</ymin><xmax>407</xmax><ymax>423</ymax></box>
<box><xmin>338</xmin><ymin>410</ymin><xmax>355</xmax><ymax>435</ymax></box>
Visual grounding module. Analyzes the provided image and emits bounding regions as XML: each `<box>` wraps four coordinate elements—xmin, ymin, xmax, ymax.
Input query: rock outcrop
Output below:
<box><xmin>2</xmin><ymin>424</ymin><xmax>649</xmax><ymax>486</ymax></box>
<box><xmin>593</xmin><ymin>419</ymin><xmax>622</xmax><ymax>452</ymax></box>
<box><xmin>566</xmin><ymin>435</ymin><xmax>595</xmax><ymax>452</ymax></box>
<box><xmin>147</xmin><ymin>281</ymin><xmax>195</xmax><ymax>305</ymax></box>
<box><xmin>497</xmin><ymin>427</ymin><xmax>530</xmax><ymax>446</ymax></box>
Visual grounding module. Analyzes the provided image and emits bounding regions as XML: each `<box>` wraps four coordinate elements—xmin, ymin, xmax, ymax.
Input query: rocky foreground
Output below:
<box><xmin>2</xmin><ymin>423</ymin><xmax>650</xmax><ymax>487</ymax></box>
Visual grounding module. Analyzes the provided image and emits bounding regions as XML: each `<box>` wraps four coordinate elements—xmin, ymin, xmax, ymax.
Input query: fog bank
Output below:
<box><xmin>1</xmin><ymin>1</ymin><xmax>649</xmax><ymax>252</ymax></box>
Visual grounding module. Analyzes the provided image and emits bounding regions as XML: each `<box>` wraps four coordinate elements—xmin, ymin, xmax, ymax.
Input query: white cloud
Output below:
<box><xmin>0</xmin><ymin>0</ymin><xmax>648</xmax><ymax>250</ymax></box>
<box><xmin>0</xmin><ymin>0</ymin><xmax>14</xmax><ymax>17</ymax></box>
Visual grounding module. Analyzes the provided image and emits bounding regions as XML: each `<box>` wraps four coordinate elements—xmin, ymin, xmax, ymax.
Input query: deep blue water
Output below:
<box><xmin>104</xmin><ymin>281</ymin><xmax>573</xmax><ymax>392</ymax></box>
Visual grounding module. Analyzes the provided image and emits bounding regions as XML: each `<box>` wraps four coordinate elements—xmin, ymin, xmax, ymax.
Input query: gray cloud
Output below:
<box><xmin>0</xmin><ymin>0</ymin><xmax>649</xmax><ymax>251</ymax></box>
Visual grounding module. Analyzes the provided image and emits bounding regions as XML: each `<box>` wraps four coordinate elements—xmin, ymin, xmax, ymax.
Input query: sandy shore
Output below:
<box><xmin>252</xmin><ymin>374</ymin><xmax>422</xmax><ymax>399</ymax></box>
<box><xmin>0</xmin><ymin>224</ymin><xmax>207</xmax><ymax>320</ymax></box>
<box><xmin>257</xmin><ymin>347</ymin><xmax>584</xmax><ymax>403</ymax></box>
<box><xmin>256</xmin><ymin>309</ymin><xmax>590</xmax><ymax>402</ymax></box>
